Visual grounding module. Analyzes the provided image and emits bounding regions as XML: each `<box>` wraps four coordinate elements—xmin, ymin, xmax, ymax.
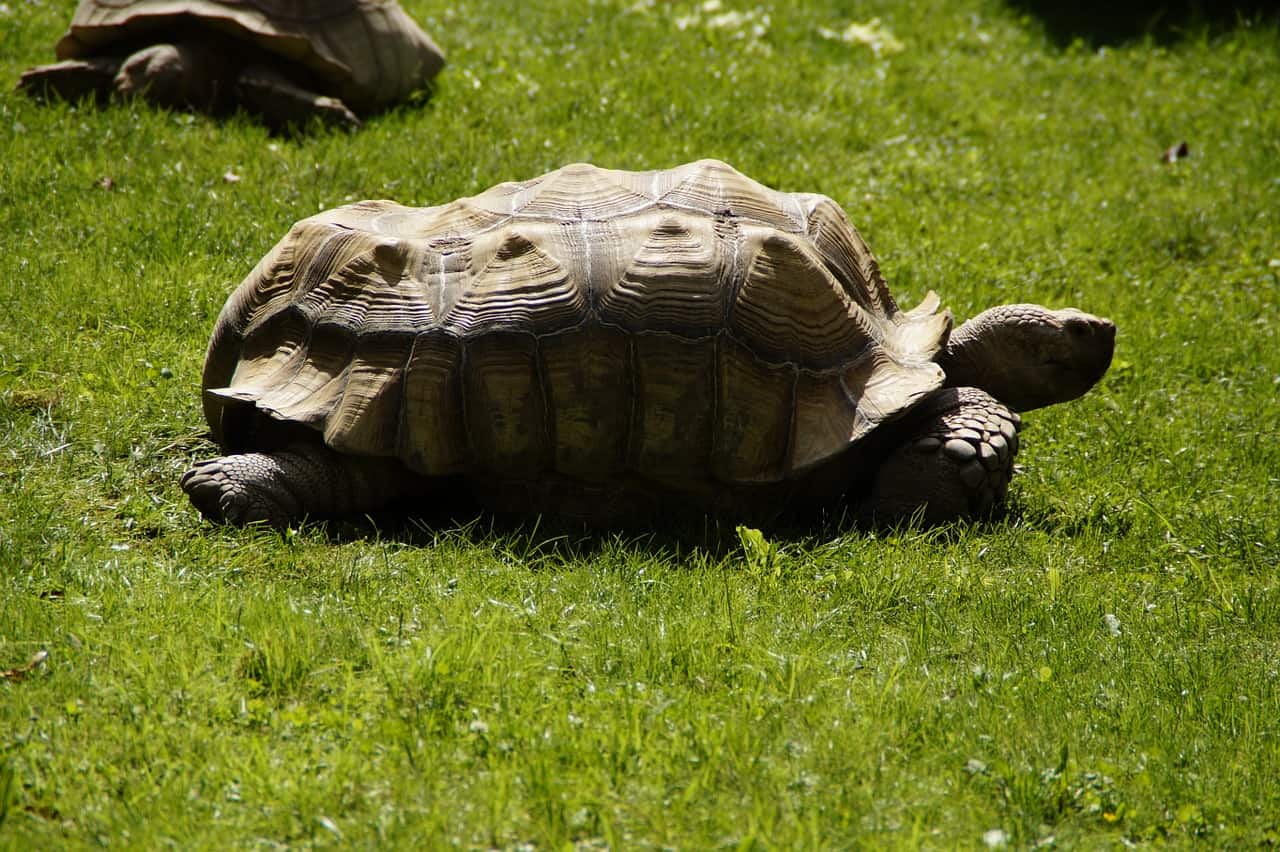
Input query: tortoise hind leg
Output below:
<box><xmin>181</xmin><ymin>443</ymin><xmax>428</xmax><ymax>526</ymax></box>
<box><xmin>17</xmin><ymin>57</ymin><xmax>121</xmax><ymax>103</ymax></box>
<box><xmin>234</xmin><ymin>64</ymin><xmax>360</xmax><ymax>131</ymax></box>
<box><xmin>862</xmin><ymin>387</ymin><xmax>1021</xmax><ymax>524</ymax></box>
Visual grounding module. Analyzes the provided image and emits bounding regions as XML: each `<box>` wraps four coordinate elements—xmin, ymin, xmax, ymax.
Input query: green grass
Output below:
<box><xmin>2</xmin><ymin>0</ymin><xmax>1279</xmax><ymax>846</ymax></box>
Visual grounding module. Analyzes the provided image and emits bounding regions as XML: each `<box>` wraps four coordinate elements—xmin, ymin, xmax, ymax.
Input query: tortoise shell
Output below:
<box><xmin>201</xmin><ymin>160</ymin><xmax>951</xmax><ymax>512</ymax></box>
<box><xmin>54</xmin><ymin>0</ymin><xmax>444</xmax><ymax>113</ymax></box>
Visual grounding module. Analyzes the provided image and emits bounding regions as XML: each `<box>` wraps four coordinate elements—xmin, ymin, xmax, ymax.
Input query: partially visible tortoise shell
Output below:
<box><xmin>55</xmin><ymin>0</ymin><xmax>445</xmax><ymax>113</ymax></box>
<box><xmin>202</xmin><ymin>159</ymin><xmax>952</xmax><ymax>512</ymax></box>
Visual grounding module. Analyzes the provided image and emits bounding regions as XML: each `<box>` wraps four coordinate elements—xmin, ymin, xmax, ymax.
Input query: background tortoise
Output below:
<box><xmin>17</xmin><ymin>0</ymin><xmax>445</xmax><ymax>129</ymax></box>
<box><xmin>181</xmin><ymin>159</ymin><xmax>1116</xmax><ymax>526</ymax></box>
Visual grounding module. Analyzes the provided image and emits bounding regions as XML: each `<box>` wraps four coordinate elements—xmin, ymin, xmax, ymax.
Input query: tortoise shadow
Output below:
<box><xmin>1006</xmin><ymin>0</ymin><xmax>1279</xmax><ymax>46</ymax></box>
<box><xmin>302</xmin><ymin>517</ymin><xmax>710</xmax><ymax>569</ymax></box>
<box><xmin>311</xmin><ymin>499</ymin><xmax>768</xmax><ymax>563</ymax></box>
<box><xmin>303</xmin><ymin>494</ymin><xmax>1019</xmax><ymax>565</ymax></box>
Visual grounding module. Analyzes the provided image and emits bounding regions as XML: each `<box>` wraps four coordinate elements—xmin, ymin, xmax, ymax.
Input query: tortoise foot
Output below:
<box><xmin>235</xmin><ymin>65</ymin><xmax>360</xmax><ymax>131</ymax></box>
<box><xmin>181</xmin><ymin>443</ymin><xmax>427</xmax><ymax>526</ymax></box>
<box><xmin>113</xmin><ymin>43</ymin><xmax>224</xmax><ymax>108</ymax></box>
<box><xmin>181</xmin><ymin>449</ymin><xmax>315</xmax><ymax>525</ymax></box>
<box><xmin>865</xmin><ymin>387</ymin><xmax>1021</xmax><ymax>524</ymax></box>
<box><xmin>16</xmin><ymin>57</ymin><xmax>120</xmax><ymax>103</ymax></box>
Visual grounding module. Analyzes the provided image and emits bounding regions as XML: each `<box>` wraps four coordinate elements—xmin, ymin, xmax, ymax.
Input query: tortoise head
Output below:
<box><xmin>938</xmin><ymin>304</ymin><xmax>1116</xmax><ymax>412</ymax></box>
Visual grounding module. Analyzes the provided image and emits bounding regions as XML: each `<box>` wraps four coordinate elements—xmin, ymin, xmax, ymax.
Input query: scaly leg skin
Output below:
<box><xmin>864</xmin><ymin>387</ymin><xmax>1022</xmax><ymax>525</ymax></box>
<box><xmin>16</xmin><ymin>57</ymin><xmax>121</xmax><ymax>103</ymax></box>
<box><xmin>234</xmin><ymin>64</ymin><xmax>360</xmax><ymax>131</ymax></box>
<box><xmin>112</xmin><ymin>43</ymin><xmax>227</xmax><ymax>109</ymax></box>
<box><xmin>181</xmin><ymin>443</ymin><xmax>426</xmax><ymax>526</ymax></box>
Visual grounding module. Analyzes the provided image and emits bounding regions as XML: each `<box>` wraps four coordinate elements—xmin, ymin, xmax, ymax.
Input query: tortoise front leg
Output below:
<box><xmin>863</xmin><ymin>387</ymin><xmax>1021</xmax><ymax>524</ymax></box>
<box><xmin>234</xmin><ymin>64</ymin><xmax>360</xmax><ymax>131</ymax></box>
<box><xmin>181</xmin><ymin>443</ymin><xmax>428</xmax><ymax>526</ymax></box>
<box><xmin>17</xmin><ymin>57</ymin><xmax>121</xmax><ymax>103</ymax></box>
<box><xmin>111</xmin><ymin>43</ymin><xmax>229</xmax><ymax>109</ymax></box>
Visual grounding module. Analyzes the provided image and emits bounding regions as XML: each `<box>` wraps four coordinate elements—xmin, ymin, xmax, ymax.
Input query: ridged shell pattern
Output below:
<box><xmin>56</xmin><ymin>0</ymin><xmax>444</xmax><ymax>111</ymax></box>
<box><xmin>203</xmin><ymin>159</ymin><xmax>950</xmax><ymax>491</ymax></box>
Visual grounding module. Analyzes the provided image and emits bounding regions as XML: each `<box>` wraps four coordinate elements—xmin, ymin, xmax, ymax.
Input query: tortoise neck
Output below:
<box><xmin>936</xmin><ymin>305</ymin><xmax>1034</xmax><ymax>406</ymax></box>
<box><xmin>937</xmin><ymin>314</ymin><xmax>996</xmax><ymax>392</ymax></box>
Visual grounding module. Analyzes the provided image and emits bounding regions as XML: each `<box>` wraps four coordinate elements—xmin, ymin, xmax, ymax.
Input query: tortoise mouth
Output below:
<box><xmin>1045</xmin><ymin>347</ymin><xmax>1115</xmax><ymax>403</ymax></box>
<box><xmin>1058</xmin><ymin>318</ymin><xmax>1116</xmax><ymax>380</ymax></box>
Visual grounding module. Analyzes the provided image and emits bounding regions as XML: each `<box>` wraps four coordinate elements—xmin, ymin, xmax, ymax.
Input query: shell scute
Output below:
<box><xmin>729</xmin><ymin>230</ymin><xmax>874</xmax><ymax>368</ymax></box>
<box><xmin>462</xmin><ymin>332</ymin><xmax>547</xmax><ymax>476</ymax></box>
<box><xmin>655</xmin><ymin>159</ymin><xmax>807</xmax><ymax>231</ymax></box>
<box><xmin>599</xmin><ymin>213</ymin><xmax>727</xmax><ymax>336</ymax></box>
<box><xmin>711</xmin><ymin>336</ymin><xmax>794</xmax><ymax>482</ymax></box>
<box><xmin>802</xmin><ymin>197</ymin><xmax>897</xmax><ymax>317</ymax></box>
<box><xmin>446</xmin><ymin>228</ymin><xmax>584</xmax><ymax>336</ymax></box>
<box><xmin>249</xmin><ymin>322</ymin><xmax>355</xmax><ymax>427</ymax></box>
<box><xmin>539</xmin><ymin>326</ymin><xmax>630</xmax><ymax>479</ymax></box>
<box><xmin>629</xmin><ymin>334</ymin><xmax>717</xmax><ymax>480</ymax></box>
<box><xmin>398</xmin><ymin>332</ymin><xmax>469</xmax><ymax>474</ymax></box>
<box><xmin>790</xmin><ymin>370</ymin><xmax>866</xmax><ymax>472</ymax></box>
<box><xmin>506</xmin><ymin>163</ymin><xmax>655</xmax><ymax>220</ymax></box>
<box><xmin>323</xmin><ymin>332</ymin><xmax>412</xmax><ymax>456</ymax></box>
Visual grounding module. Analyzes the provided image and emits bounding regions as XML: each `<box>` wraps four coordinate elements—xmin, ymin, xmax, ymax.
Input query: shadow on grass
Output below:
<box><xmin>296</xmin><ymin>492</ymin><xmax>1012</xmax><ymax>566</ymax></box>
<box><xmin>292</xmin><ymin>494</ymin><xmax>731</xmax><ymax>562</ymax></box>
<box><xmin>1007</xmin><ymin>0</ymin><xmax>1280</xmax><ymax>46</ymax></box>
<box><xmin>310</xmin><ymin>501</ymin><xmax>780</xmax><ymax>563</ymax></box>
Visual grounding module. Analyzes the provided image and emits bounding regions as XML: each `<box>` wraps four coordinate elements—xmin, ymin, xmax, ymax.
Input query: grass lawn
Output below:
<box><xmin>2</xmin><ymin>0</ymin><xmax>1279</xmax><ymax>847</ymax></box>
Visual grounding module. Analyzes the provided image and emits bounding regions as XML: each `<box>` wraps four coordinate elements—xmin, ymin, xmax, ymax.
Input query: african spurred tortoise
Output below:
<box><xmin>17</xmin><ymin>0</ymin><xmax>445</xmax><ymax>129</ymax></box>
<box><xmin>181</xmin><ymin>159</ymin><xmax>1116</xmax><ymax>525</ymax></box>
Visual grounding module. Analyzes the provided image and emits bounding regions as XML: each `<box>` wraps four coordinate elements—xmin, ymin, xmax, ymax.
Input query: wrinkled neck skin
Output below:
<box><xmin>937</xmin><ymin>303</ymin><xmax>1116</xmax><ymax>412</ymax></box>
<box><xmin>938</xmin><ymin>311</ymin><xmax>1006</xmax><ymax>392</ymax></box>
<box><xmin>936</xmin><ymin>308</ymin><xmax>1013</xmax><ymax>391</ymax></box>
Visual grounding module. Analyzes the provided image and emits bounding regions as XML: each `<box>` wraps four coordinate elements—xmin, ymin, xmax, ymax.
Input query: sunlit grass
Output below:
<box><xmin>2</xmin><ymin>0</ymin><xmax>1278</xmax><ymax>846</ymax></box>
